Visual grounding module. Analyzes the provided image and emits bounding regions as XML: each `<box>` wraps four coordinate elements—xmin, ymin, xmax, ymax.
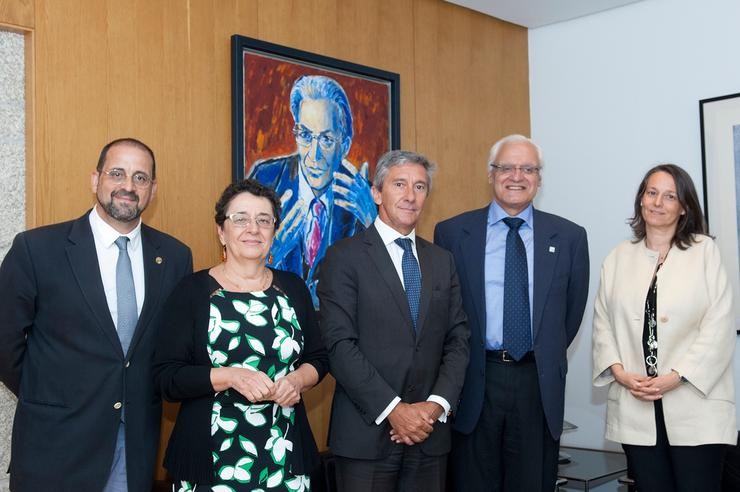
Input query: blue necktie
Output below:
<box><xmin>395</xmin><ymin>238</ymin><xmax>421</xmax><ymax>330</ymax></box>
<box><xmin>115</xmin><ymin>236</ymin><xmax>138</xmax><ymax>355</ymax></box>
<box><xmin>502</xmin><ymin>218</ymin><xmax>531</xmax><ymax>360</ymax></box>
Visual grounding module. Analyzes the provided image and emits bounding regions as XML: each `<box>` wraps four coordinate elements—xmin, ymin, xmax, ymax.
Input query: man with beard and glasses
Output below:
<box><xmin>0</xmin><ymin>138</ymin><xmax>193</xmax><ymax>492</ymax></box>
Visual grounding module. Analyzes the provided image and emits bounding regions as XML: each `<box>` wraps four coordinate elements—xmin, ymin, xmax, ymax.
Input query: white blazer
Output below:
<box><xmin>592</xmin><ymin>235</ymin><xmax>736</xmax><ymax>445</ymax></box>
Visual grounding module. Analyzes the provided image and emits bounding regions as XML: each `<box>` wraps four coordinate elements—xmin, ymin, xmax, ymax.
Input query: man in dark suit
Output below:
<box><xmin>249</xmin><ymin>75</ymin><xmax>376</xmax><ymax>306</ymax></box>
<box><xmin>435</xmin><ymin>134</ymin><xmax>589</xmax><ymax>491</ymax></box>
<box><xmin>0</xmin><ymin>138</ymin><xmax>193</xmax><ymax>492</ymax></box>
<box><xmin>319</xmin><ymin>150</ymin><xmax>469</xmax><ymax>491</ymax></box>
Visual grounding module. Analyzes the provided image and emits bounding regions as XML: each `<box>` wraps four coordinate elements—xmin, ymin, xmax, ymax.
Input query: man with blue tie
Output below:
<box><xmin>435</xmin><ymin>135</ymin><xmax>590</xmax><ymax>491</ymax></box>
<box><xmin>319</xmin><ymin>150</ymin><xmax>469</xmax><ymax>491</ymax></box>
<box><xmin>0</xmin><ymin>138</ymin><xmax>192</xmax><ymax>491</ymax></box>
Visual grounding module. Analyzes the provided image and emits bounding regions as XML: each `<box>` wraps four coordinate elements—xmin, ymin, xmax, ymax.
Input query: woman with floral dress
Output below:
<box><xmin>154</xmin><ymin>179</ymin><xmax>328</xmax><ymax>491</ymax></box>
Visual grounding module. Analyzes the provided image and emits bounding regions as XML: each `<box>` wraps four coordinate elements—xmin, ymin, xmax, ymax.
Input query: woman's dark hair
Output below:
<box><xmin>214</xmin><ymin>179</ymin><xmax>282</xmax><ymax>230</ymax></box>
<box><xmin>628</xmin><ymin>163</ymin><xmax>706</xmax><ymax>249</ymax></box>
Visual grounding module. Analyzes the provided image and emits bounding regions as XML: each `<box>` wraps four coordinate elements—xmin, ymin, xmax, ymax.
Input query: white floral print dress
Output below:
<box><xmin>177</xmin><ymin>286</ymin><xmax>310</xmax><ymax>492</ymax></box>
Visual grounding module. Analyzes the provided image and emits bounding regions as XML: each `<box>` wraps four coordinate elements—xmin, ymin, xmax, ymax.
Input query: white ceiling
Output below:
<box><xmin>444</xmin><ymin>0</ymin><xmax>644</xmax><ymax>28</ymax></box>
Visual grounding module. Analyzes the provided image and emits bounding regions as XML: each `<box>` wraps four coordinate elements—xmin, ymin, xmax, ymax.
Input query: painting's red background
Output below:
<box><xmin>243</xmin><ymin>51</ymin><xmax>391</xmax><ymax>177</ymax></box>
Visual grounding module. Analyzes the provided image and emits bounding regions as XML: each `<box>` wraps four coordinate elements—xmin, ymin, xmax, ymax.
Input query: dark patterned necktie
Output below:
<box><xmin>502</xmin><ymin>218</ymin><xmax>531</xmax><ymax>360</ymax></box>
<box><xmin>115</xmin><ymin>236</ymin><xmax>138</xmax><ymax>355</ymax></box>
<box><xmin>395</xmin><ymin>238</ymin><xmax>421</xmax><ymax>331</ymax></box>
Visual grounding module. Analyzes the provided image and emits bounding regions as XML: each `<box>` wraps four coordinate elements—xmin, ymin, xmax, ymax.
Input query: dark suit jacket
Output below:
<box><xmin>434</xmin><ymin>206</ymin><xmax>589</xmax><ymax>439</ymax></box>
<box><xmin>0</xmin><ymin>211</ymin><xmax>192</xmax><ymax>492</ymax></box>
<box><xmin>318</xmin><ymin>225</ymin><xmax>469</xmax><ymax>459</ymax></box>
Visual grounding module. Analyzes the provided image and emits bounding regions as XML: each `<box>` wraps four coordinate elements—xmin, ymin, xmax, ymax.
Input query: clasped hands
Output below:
<box><xmin>213</xmin><ymin>367</ymin><xmax>302</xmax><ymax>407</ymax></box>
<box><xmin>388</xmin><ymin>401</ymin><xmax>444</xmax><ymax>446</ymax></box>
<box><xmin>611</xmin><ymin>363</ymin><xmax>682</xmax><ymax>401</ymax></box>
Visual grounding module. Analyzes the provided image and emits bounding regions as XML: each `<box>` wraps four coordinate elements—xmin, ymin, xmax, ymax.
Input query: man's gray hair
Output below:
<box><xmin>486</xmin><ymin>134</ymin><xmax>544</xmax><ymax>172</ymax></box>
<box><xmin>373</xmin><ymin>150</ymin><xmax>436</xmax><ymax>192</ymax></box>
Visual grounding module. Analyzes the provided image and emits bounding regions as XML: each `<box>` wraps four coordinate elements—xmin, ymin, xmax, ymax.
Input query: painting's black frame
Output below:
<box><xmin>699</xmin><ymin>91</ymin><xmax>740</xmax><ymax>334</ymax></box>
<box><xmin>231</xmin><ymin>35</ymin><xmax>401</xmax><ymax>181</ymax></box>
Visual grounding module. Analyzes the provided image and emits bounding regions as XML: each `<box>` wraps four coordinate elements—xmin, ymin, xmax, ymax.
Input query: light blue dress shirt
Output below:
<box><xmin>484</xmin><ymin>202</ymin><xmax>534</xmax><ymax>350</ymax></box>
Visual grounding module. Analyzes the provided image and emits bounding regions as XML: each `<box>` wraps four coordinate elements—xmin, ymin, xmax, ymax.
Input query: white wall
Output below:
<box><xmin>529</xmin><ymin>0</ymin><xmax>740</xmax><ymax>451</ymax></box>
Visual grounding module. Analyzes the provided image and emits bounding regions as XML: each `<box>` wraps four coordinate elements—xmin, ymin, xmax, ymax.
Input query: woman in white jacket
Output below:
<box><xmin>592</xmin><ymin>164</ymin><xmax>736</xmax><ymax>491</ymax></box>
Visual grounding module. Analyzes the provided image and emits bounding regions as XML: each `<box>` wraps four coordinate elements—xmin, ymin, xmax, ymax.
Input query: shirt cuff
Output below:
<box><xmin>375</xmin><ymin>396</ymin><xmax>401</xmax><ymax>425</ymax></box>
<box><xmin>427</xmin><ymin>395</ymin><xmax>450</xmax><ymax>423</ymax></box>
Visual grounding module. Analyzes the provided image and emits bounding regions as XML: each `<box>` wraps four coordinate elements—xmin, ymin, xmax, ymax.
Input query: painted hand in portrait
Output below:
<box><xmin>239</xmin><ymin>48</ymin><xmax>395</xmax><ymax>307</ymax></box>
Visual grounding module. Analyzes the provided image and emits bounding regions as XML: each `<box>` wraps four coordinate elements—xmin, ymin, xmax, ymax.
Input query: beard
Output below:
<box><xmin>98</xmin><ymin>189</ymin><xmax>142</xmax><ymax>223</ymax></box>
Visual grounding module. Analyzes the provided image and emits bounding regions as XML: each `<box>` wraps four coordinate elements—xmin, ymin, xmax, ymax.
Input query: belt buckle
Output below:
<box><xmin>501</xmin><ymin>350</ymin><xmax>515</xmax><ymax>362</ymax></box>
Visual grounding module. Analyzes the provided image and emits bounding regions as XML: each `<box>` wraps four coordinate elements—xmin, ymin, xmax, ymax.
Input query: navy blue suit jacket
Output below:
<box><xmin>434</xmin><ymin>205</ymin><xmax>589</xmax><ymax>439</ymax></box>
<box><xmin>0</xmin><ymin>212</ymin><xmax>192</xmax><ymax>492</ymax></box>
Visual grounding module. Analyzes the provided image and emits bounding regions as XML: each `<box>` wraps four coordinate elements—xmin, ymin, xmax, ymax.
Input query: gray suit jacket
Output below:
<box><xmin>318</xmin><ymin>225</ymin><xmax>469</xmax><ymax>459</ymax></box>
<box><xmin>0</xmin><ymin>211</ymin><xmax>192</xmax><ymax>492</ymax></box>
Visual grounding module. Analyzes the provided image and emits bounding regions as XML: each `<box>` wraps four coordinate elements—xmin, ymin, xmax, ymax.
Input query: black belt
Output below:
<box><xmin>486</xmin><ymin>350</ymin><xmax>535</xmax><ymax>363</ymax></box>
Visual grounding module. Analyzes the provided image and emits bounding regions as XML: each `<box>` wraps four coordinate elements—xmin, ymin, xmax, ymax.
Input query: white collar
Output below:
<box><xmin>374</xmin><ymin>216</ymin><xmax>416</xmax><ymax>247</ymax></box>
<box><xmin>89</xmin><ymin>204</ymin><xmax>143</xmax><ymax>250</ymax></box>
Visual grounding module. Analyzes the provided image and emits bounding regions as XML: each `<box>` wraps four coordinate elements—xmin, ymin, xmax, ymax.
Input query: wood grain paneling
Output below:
<box><xmin>8</xmin><ymin>0</ymin><xmax>529</xmax><ymax>480</ymax></box>
<box><xmin>0</xmin><ymin>0</ymin><xmax>32</xmax><ymax>29</ymax></box>
<box><xmin>413</xmin><ymin>0</ymin><xmax>530</xmax><ymax>237</ymax></box>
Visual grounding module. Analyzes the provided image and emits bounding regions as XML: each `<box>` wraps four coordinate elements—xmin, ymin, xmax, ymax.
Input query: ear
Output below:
<box><xmin>487</xmin><ymin>171</ymin><xmax>494</xmax><ymax>184</ymax></box>
<box><xmin>91</xmin><ymin>171</ymin><xmax>100</xmax><ymax>193</ymax></box>
<box><xmin>217</xmin><ymin>224</ymin><xmax>225</xmax><ymax>245</ymax></box>
<box><xmin>371</xmin><ymin>186</ymin><xmax>382</xmax><ymax>206</ymax></box>
<box><xmin>150</xmin><ymin>180</ymin><xmax>158</xmax><ymax>200</ymax></box>
<box><xmin>341</xmin><ymin>135</ymin><xmax>352</xmax><ymax>158</ymax></box>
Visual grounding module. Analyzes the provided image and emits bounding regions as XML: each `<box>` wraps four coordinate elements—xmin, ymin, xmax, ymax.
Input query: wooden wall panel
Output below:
<box><xmin>0</xmin><ymin>0</ymin><xmax>32</xmax><ymax>29</ymax></box>
<box><xmin>10</xmin><ymin>0</ymin><xmax>529</xmax><ymax>480</ymax></box>
<box><xmin>413</xmin><ymin>0</ymin><xmax>530</xmax><ymax>236</ymax></box>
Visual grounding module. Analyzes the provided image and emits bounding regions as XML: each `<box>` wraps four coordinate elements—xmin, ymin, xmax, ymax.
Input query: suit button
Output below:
<box><xmin>113</xmin><ymin>402</ymin><xmax>122</xmax><ymax>410</ymax></box>
<box><xmin>125</xmin><ymin>361</ymin><xmax>130</xmax><ymax>368</ymax></box>
<box><xmin>407</xmin><ymin>385</ymin><xmax>415</xmax><ymax>392</ymax></box>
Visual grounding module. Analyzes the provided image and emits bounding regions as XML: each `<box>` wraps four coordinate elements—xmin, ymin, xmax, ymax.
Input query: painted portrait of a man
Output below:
<box><xmin>249</xmin><ymin>75</ymin><xmax>378</xmax><ymax>305</ymax></box>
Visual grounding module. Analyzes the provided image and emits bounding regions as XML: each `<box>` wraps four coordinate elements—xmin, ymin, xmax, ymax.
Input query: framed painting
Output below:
<box><xmin>231</xmin><ymin>35</ymin><xmax>400</xmax><ymax>306</ymax></box>
<box><xmin>699</xmin><ymin>91</ymin><xmax>740</xmax><ymax>332</ymax></box>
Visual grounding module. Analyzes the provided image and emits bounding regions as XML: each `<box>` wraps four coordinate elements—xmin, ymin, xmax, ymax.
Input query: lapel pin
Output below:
<box><xmin>155</xmin><ymin>256</ymin><xmax>163</xmax><ymax>264</ymax></box>
<box><xmin>548</xmin><ymin>246</ymin><xmax>556</xmax><ymax>253</ymax></box>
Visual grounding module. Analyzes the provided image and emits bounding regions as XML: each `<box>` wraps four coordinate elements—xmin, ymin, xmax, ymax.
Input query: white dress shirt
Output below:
<box><xmin>372</xmin><ymin>217</ymin><xmax>451</xmax><ymax>424</ymax></box>
<box><xmin>89</xmin><ymin>205</ymin><xmax>145</xmax><ymax>329</ymax></box>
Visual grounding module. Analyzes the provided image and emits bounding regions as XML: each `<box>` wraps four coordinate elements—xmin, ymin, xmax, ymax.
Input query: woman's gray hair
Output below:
<box><xmin>486</xmin><ymin>134</ymin><xmax>544</xmax><ymax>172</ymax></box>
<box><xmin>373</xmin><ymin>150</ymin><xmax>436</xmax><ymax>192</ymax></box>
